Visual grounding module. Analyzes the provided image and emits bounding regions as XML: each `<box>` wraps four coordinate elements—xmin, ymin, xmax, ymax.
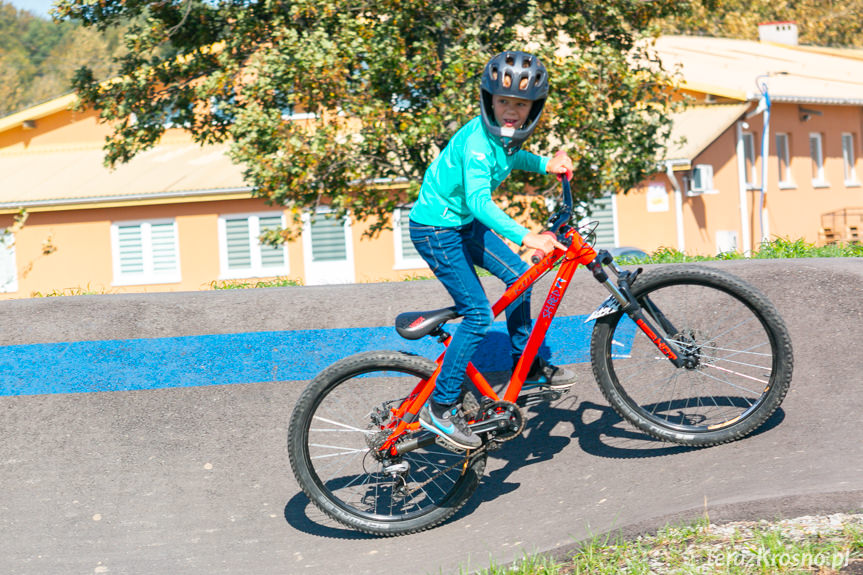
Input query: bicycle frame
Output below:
<box><xmin>378</xmin><ymin>226</ymin><xmax>588</xmax><ymax>449</ymax></box>
<box><xmin>380</xmin><ymin>179</ymin><xmax>686</xmax><ymax>455</ymax></box>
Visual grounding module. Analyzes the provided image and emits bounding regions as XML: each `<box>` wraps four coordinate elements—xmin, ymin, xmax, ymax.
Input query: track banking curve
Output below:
<box><xmin>1</xmin><ymin>259</ymin><xmax>861</xmax><ymax>575</ymax></box>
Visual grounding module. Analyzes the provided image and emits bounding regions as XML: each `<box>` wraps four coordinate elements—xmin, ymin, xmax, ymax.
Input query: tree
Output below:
<box><xmin>660</xmin><ymin>0</ymin><xmax>863</xmax><ymax>48</ymax></box>
<box><xmin>0</xmin><ymin>0</ymin><xmax>125</xmax><ymax>116</ymax></box>
<box><xmin>56</xmin><ymin>0</ymin><xmax>692</xmax><ymax>238</ymax></box>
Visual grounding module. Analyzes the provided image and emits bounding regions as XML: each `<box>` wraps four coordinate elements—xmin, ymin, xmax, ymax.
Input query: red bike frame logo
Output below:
<box><xmin>541</xmin><ymin>277</ymin><xmax>568</xmax><ymax>319</ymax></box>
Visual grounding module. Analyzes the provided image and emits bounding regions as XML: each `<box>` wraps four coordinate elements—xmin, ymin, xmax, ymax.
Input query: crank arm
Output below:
<box><xmin>393</xmin><ymin>413</ymin><xmax>512</xmax><ymax>455</ymax></box>
<box><xmin>468</xmin><ymin>415</ymin><xmax>512</xmax><ymax>435</ymax></box>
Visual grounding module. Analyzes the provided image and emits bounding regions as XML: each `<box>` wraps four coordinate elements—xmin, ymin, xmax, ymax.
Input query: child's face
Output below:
<box><xmin>492</xmin><ymin>95</ymin><xmax>532</xmax><ymax>130</ymax></box>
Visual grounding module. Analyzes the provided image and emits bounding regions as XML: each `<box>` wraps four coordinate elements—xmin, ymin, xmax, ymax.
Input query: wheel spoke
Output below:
<box><xmin>592</xmin><ymin>266</ymin><xmax>791</xmax><ymax>443</ymax></box>
<box><xmin>311</xmin><ymin>416</ymin><xmax>376</xmax><ymax>434</ymax></box>
<box><xmin>308</xmin><ymin>444</ymin><xmax>370</xmax><ymax>459</ymax></box>
<box><xmin>701</xmin><ymin>363</ymin><xmax>767</xmax><ymax>389</ymax></box>
<box><xmin>289</xmin><ymin>354</ymin><xmax>485</xmax><ymax>534</ymax></box>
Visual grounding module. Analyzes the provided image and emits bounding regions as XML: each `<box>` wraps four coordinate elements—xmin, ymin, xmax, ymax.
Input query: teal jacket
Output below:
<box><xmin>409</xmin><ymin>116</ymin><xmax>549</xmax><ymax>245</ymax></box>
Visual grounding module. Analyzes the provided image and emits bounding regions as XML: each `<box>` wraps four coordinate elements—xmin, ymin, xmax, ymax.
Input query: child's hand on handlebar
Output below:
<box><xmin>546</xmin><ymin>150</ymin><xmax>573</xmax><ymax>181</ymax></box>
<box><xmin>522</xmin><ymin>231</ymin><xmax>566</xmax><ymax>254</ymax></box>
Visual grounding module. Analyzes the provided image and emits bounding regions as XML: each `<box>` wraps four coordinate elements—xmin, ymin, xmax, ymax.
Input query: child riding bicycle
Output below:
<box><xmin>409</xmin><ymin>50</ymin><xmax>576</xmax><ymax>450</ymax></box>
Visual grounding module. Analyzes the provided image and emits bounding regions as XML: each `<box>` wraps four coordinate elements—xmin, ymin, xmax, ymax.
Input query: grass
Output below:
<box><xmin>470</xmin><ymin>513</ymin><xmax>863</xmax><ymax>575</ymax></box>
<box><xmin>208</xmin><ymin>276</ymin><xmax>304</xmax><ymax>289</ymax></box>
<box><xmin>613</xmin><ymin>238</ymin><xmax>863</xmax><ymax>266</ymax></box>
<box><xmin>29</xmin><ymin>284</ymin><xmax>115</xmax><ymax>297</ymax></box>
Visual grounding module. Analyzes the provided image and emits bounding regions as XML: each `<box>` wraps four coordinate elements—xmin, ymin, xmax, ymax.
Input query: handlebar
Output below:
<box><xmin>530</xmin><ymin>175</ymin><xmax>574</xmax><ymax>264</ymax></box>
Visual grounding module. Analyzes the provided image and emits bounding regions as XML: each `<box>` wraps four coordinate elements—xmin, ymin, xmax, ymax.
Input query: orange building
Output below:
<box><xmin>615</xmin><ymin>30</ymin><xmax>863</xmax><ymax>256</ymax></box>
<box><xmin>0</xmin><ymin>97</ymin><xmax>426</xmax><ymax>298</ymax></box>
<box><xmin>2</xmin><ymin>29</ymin><xmax>862</xmax><ymax>299</ymax></box>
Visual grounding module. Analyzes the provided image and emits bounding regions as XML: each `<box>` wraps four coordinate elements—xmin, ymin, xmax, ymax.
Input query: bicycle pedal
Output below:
<box><xmin>460</xmin><ymin>392</ymin><xmax>481</xmax><ymax>421</ymax></box>
<box><xmin>516</xmin><ymin>389</ymin><xmax>564</xmax><ymax>408</ymax></box>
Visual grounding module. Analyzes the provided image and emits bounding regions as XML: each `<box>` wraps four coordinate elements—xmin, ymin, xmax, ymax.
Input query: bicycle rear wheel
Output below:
<box><xmin>590</xmin><ymin>265</ymin><xmax>793</xmax><ymax>446</ymax></box>
<box><xmin>288</xmin><ymin>351</ymin><xmax>486</xmax><ymax>536</ymax></box>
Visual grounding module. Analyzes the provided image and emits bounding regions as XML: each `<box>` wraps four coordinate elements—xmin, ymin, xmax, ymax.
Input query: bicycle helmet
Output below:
<box><xmin>480</xmin><ymin>51</ymin><xmax>548</xmax><ymax>155</ymax></box>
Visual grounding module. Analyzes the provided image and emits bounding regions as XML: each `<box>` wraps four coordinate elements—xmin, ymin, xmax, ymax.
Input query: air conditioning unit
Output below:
<box><xmin>688</xmin><ymin>164</ymin><xmax>714</xmax><ymax>196</ymax></box>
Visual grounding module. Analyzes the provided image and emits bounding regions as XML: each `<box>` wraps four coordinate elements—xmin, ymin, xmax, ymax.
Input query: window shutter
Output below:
<box><xmin>258</xmin><ymin>215</ymin><xmax>285</xmax><ymax>268</ymax></box>
<box><xmin>112</xmin><ymin>220</ymin><xmax>180</xmax><ymax>285</ymax></box>
<box><xmin>842</xmin><ymin>133</ymin><xmax>857</xmax><ymax>182</ymax></box>
<box><xmin>580</xmin><ymin>194</ymin><xmax>616</xmax><ymax>248</ymax></box>
<box><xmin>311</xmin><ymin>216</ymin><xmax>347</xmax><ymax>262</ymax></box>
<box><xmin>150</xmin><ymin>222</ymin><xmax>178</xmax><ymax>273</ymax></box>
<box><xmin>225</xmin><ymin>218</ymin><xmax>252</xmax><ymax>269</ymax></box>
<box><xmin>398</xmin><ymin>208</ymin><xmax>420</xmax><ymax>260</ymax></box>
<box><xmin>117</xmin><ymin>224</ymin><xmax>145</xmax><ymax>274</ymax></box>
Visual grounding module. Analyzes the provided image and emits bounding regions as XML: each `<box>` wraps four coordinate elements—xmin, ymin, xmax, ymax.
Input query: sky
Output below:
<box><xmin>6</xmin><ymin>0</ymin><xmax>56</xmax><ymax>18</ymax></box>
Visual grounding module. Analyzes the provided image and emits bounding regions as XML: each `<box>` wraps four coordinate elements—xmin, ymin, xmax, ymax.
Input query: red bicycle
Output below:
<box><xmin>288</xmin><ymin>177</ymin><xmax>794</xmax><ymax>536</ymax></box>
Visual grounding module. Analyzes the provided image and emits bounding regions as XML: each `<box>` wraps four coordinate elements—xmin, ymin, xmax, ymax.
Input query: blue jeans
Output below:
<box><xmin>410</xmin><ymin>219</ymin><xmax>532</xmax><ymax>405</ymax></box>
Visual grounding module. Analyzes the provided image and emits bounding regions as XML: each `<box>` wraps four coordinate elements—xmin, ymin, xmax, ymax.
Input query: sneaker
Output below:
<box><xmin>419</xmin><ymin>401</ymin><xmax>482</xmax><ymax>450</ymax></box>
<box><xmin>522</xmin><ymin>356</ymin><xmax>576</xmax><ymax>390</ymax></box>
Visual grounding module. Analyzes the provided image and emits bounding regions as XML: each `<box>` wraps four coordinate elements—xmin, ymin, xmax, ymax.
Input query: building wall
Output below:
<box><xmin>765</xmin><ymin>103</ymin><xmax>863</xmax><ymax>244</ymax></box>
<box><xmin>0</xmin><ymin>100</ymin><xmax>433</xmax><ymax>298</ymax></box>
<box><xmin>0</xmin><ymin>107</ymin><xmax>105</xmax><ymax>150</ymax></box>
<box><xmin>1</xmin><ymin>197</ymin><xmax>432</xmax><ymax>299</ymax></box>
<box><xmin>616</xmin><ymin>174</ymin><xmax>681</xmax><ymax>253</ymax></box>
<box><xmin>617</xmin><ymin>102</ymin><xmax>863</xmax><ymax>256</ymax></box>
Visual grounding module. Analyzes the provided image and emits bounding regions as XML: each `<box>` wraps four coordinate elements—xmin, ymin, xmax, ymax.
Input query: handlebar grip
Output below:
<box><xmin>553</xmin><ymin>150</ymin><xmax>572</xmax><ymax>182</ymax></box>
<box><xmin>530</xmin><ymin>231</ymin><xmax>558</xmax><ymax>264</ymax></box>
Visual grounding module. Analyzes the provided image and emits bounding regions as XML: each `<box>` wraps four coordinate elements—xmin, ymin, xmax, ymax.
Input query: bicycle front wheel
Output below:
<box><xmin>288</xmin><ymin>351</ymin><xmax>486</xmax><ymax>536</ymax></box>
<box><xmin>590</xmin><ymin>265</ymin><xmax>793</xmax><ymax>446</ymax></box>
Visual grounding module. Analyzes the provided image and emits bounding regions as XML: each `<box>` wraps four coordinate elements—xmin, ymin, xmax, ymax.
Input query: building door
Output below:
<box><xmin>302</xmin><ymin>208</ymin><xmax>355</xmax><ymax>285</ymax></box>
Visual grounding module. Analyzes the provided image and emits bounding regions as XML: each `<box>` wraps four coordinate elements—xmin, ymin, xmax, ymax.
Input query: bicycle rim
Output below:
<box><xmin>289</xmin><ymin>352</ymin><xmax>484</xmax><ymax>534</ymax></box>
<box><xmin>592</xmin><ymin>266</ymin><xmax>791</xmax><ymax>443</ymax></box>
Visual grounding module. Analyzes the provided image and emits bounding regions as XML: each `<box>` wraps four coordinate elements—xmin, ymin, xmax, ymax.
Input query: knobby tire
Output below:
<box><xmin>288</xmin><ymin>351</ymin><xmax>486</xmax><ymax>536</ymax></box>
<box><xmin>590</xmin><ymin>265</ymin><xmax>793</xmax><ymax>446</ymax></box>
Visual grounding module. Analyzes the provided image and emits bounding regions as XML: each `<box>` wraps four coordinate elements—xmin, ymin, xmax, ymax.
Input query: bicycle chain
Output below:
<box><xmin>398</xmin><ymin>445</ymin><xmax>488</xmax><ymax>497</ymax></box>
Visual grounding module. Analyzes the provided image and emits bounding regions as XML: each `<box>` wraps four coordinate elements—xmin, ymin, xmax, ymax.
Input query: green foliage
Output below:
<box><xmin>54</xmin><ymin>0</ymin><xmax>693</xmax><ymax>238</ymax></box>
<box><xmin>660</xmin><ymin>0</ymin><xmax>863</xmax><ymax>48</ymax></box>
<box><xmin>30</xmin><ymin>284</ymin><xmax>114</xmax><ymax>297</ymax></box>
<box><xmin>209</xmin><ymin>276</ymin><xmax>304</xmax><ymax>289</ymax></box>
<box><xmin>612</xmin><ymin>238</ymin><xmax>863</xmax><ymax>265</ymax></box>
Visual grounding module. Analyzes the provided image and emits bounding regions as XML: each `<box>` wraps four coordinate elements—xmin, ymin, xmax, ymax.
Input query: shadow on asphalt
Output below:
<box><xmin>282</xmin><ymin>395</ymin><xmax>785</xmax><ymax>538</ymax></box>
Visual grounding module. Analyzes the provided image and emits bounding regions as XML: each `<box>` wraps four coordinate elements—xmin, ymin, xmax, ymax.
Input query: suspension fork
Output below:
<box><xmin>586</xmin><ymin>252</ymin><xmax>689</xmax><ymax>368</ymax></box>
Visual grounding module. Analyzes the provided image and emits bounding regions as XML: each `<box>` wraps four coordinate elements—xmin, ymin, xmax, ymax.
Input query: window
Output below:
<box><xmin>393</xmin><ymin>207</ymin><xmax>425</xmax><ymax>269</ymax></box>
<box><xmin>274</xmin><ymin>90</ymin><xmax>317</xmax><ymax>121</ymax></box>
<box><xmin>809</xmin><ymin>133</ymin><xmax>827</xmax><ymax>186</ymax></box>
<box><xmin>162</xmin><ymin>103</ymin><xmax>193</xmax><ymax>129</ymax></box>
<box><xmin>842</xmin><ymin>133</ymin><xmax>859</xmax><ymax>185</ymax></box>
<box><xmin>218</xmin><ymin>213</ymin><xmax>289</xmax><ymax>279</ymax></box>
<box><xmin>775</xmin><ymin>133</ymin><xmax>793</xmax><ymax>187</ymax></box>
<box><xmin>742</xmin><ymin>132</ymin><xmax>758</xmax><ymax>188</ymax></box>
<box><xmin>688</xmin><ymin>164</ymin><xmax>715</xmax><ymax>195</ymax></box>
<box><xmin>111</xmin><ymin>220</ymin><xmax>181</xmax><ymax>285</ymax></box>
<box><xmin>0</xmin><ymin>232</ymin><xmax>17</xmax><ymax>293</ymax></box>
<box><xmin>301</xmin><ymin>208</ymin><xmax>355</xmax><ymax>285</ymax></box>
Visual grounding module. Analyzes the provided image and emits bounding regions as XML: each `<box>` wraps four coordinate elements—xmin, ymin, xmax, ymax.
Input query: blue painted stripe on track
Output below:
<box><xmin>0</xmin><ymin>314</ymin><xmax>633</xmax><ymax>397</ymax></box>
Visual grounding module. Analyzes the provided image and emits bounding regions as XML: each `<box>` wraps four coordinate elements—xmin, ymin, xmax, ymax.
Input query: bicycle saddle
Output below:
<box><xmin>395</xmin><ymin>307</ymin><xmax>460</xmax><ymax>340</ymax></box>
